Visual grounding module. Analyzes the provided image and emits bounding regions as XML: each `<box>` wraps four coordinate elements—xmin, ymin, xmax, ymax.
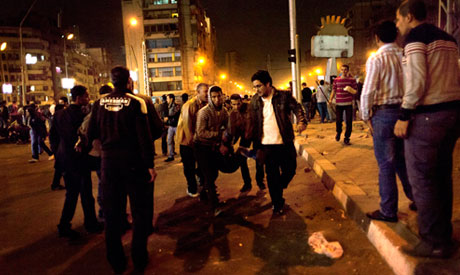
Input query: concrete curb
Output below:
<box><xmin>294</xmin><ymin>138</ymin><xmax>420</xmax><ymax>275</ymax></box>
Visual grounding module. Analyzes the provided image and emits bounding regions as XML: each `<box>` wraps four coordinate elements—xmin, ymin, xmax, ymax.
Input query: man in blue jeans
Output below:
<box><xmin>361</xmin><ymin>20</ymin><xmax>415</xmax><ymax>223</ymax></box>
<box><xmin>394</xmin><ymin>0</ymin><xmax>460</xmax><ymax>258</ymax></box>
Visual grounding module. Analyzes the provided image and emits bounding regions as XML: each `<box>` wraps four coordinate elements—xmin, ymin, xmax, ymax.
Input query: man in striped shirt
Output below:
<box><xmin>361</xmin><ymin>20</ymin><xmax>415</xmax><ymax>224</ymax></box>
<box><xmin>330</xmin><ymin>65</ymin><xmax>357</xmax><ymax>145</ymax></box>
<box><xmin>394</xmin><ymin>0</ymin><xmax>460</xmax><ymax>258</ymax></box>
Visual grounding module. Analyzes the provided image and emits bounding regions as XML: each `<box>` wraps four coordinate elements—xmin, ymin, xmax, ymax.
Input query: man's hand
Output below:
<box><xmin>365</xmin><ymin>120</ymin><xmax>374</xmax><ymax>136</ymax></box>
<box><xmin>394</xmin><ymin>120</ymin><xmax>410</xmax><ymax>138</ymax></box>
<box><xmin>148</xmin><ymin>168</ymin><xmax>157</xmax><ymax>183</ymax></box>
<box><xmin>297</xmin><ymin>122</ymin><xmax>307</xmax><ymax>133</ymax></box>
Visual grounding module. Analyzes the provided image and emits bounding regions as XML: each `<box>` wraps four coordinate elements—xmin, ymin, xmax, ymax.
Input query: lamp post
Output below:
<box><xmin>62</xmin><ymin>33</ymin><xmax>75</xmax><ymax>101</ymax></box>
<box><xmin>19</xmin><ymin>0</ymin><xmax>39</xmax><ymax>106</ymax></box>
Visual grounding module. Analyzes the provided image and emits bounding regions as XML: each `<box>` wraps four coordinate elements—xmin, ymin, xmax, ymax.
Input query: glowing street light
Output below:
<box><xmin>0</xmin><ymin>42</ymin><xmax>6</xmax><ymax>51</ymax></box>
<box><xmin>129</xmin><ymin>17</ymin><xmax>138</xmax><ymax>27</ymax></box>
<box><xmin>308</xmin><ymin>72</ymin><xmax>313</xmax><ymax>77</ymax></box>
<box><xmin>66</xmin><ymin>33</ymin><xmax>74</xmax><ymax>40</ymax></box>
<box><xmin>220</xmin><ymin>73</ymin><xmax>227</xmax><ymax>80</ymax></box>
<box><xmin>197</xmin><ymin>56</ymin><xmax>206</xmax><ymax>65</ymax></box>
<box><xmin>315</xmin><ymin>68</ymin><xmax>322</xmax><ymax>75</ymax></box>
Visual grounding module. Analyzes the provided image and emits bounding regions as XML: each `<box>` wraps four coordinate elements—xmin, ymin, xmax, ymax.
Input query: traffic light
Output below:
<box><xmin>288</xmin><ymin>49</ymin><xmax>296</xmax><ymax>63</ymax></box>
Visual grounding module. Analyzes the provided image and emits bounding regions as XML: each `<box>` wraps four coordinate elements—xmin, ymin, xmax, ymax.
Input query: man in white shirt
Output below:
<box><xmin>361</xmin><ymin>20</ymin><xmax>415</xmax><ymax>223</ymax></box>
<box><xmin>248</xmin><ymin>70</ymin><xmax>307</xmax><ymax>215</ymax></box>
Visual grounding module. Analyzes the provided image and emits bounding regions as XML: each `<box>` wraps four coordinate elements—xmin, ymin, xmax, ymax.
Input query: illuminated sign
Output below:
<box><xmin>61</xmin><ymin>78</ymin><xmax>75</xmax><ymax>89</ymax></box>
<box><xmin>2</xmin><ymin>83</ymin><xmax>12</xmax><ymax>94</ymax></box>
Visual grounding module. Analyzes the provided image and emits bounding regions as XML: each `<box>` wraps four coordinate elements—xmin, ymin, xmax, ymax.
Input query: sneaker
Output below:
<box><xmin>28</xmin><ymin>158</ymin><xmax>38</xmax><ymax>163</ymax></box>
<box><xmin>51</xmin><ymin>184</ymin><xmax>65</xmax><ymax>191</ymax></box>
<box><xmin>402</xmin><ymin>241</ymin><xmax>457</xmax><ymax>259</ymax></box>
<box><xmin>239</xmin><ymin>184</ymin><xmax>252</xmax><ymax>193</ymax></box>
<box><xmin>335</xmin><ymin>133</ymin><xmax>340</xmax><ymax>142</ymax></box>
<box><xmin>48</xmin><ymin>155</ymin><xmax>55</xmax><ymax>161</ymax></box>
<box><xmin>366</xmin><ymin>210</ymin><xmax>397</xmax><ymax>222</ymax></box>
<box><xmin>58</xmin><ymin>227</ymin><xmax>81</xmax><ymax>239</ymax></box>
<box><xmin>186</xmin><ymin>188</ymin><xmax>199</xmax><ymax>198</ymax></box>
<box><xmin>164</xmin><ymin>157</ymin><xmax>174</xmax><ymax>162</ymax></box>
<box><xmin>344</xmin><ymin>138</ymin><xmax>351</xmax><ymax>145</ymax></box>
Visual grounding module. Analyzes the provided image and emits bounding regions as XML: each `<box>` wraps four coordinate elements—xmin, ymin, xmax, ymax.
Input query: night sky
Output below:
<box><xmin>1</xmin><ymin>0</ymin><xmax>356</xmax><ymax>85</ymax></box>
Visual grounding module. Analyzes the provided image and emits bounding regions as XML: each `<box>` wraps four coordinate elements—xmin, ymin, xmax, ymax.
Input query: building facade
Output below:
<box><xmin>121</xmin><ymin>0</ymin><xmax>216</xmax><ymax>97</ymax></box>
<box><xmin>0</xmin><ymin>26</ymin><xmax>111</xmax><ymax>105</ymax></box>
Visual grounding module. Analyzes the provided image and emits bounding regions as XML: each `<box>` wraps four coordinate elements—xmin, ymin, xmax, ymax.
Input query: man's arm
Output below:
<box><xmin>288</xmin><ymin>93</ymin><xmax>308</xmax><ymax>132</ymax></box>
<box><xmin>195</xmin><ymin>109</ymin><xmax>219</xmax><ymax>140</ymax></box>
<box><xmin>395</xmin><ymin>42</ymin><xmax>427</xmax><ymax>138</ymax></box>
<box><xmin>360</xmin><ymin>57</ymin><xmax>380</xmax><ymax>121</ymax></box>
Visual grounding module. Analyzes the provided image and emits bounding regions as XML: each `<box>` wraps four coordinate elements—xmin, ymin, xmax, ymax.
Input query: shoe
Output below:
<box><xmin>335</xmin><ymin>133</ymin><xmax>340</xmax><ymax>142</ymax></box>
<box><xmin>240</xmin><ymin>184</ymin><xmax>252</xmax><ymax>193</ymax></box>
<box><xmin>48</xmin><ymin>155</ymin><xmax>55</xmax><ymax>160</ymax></box>
<box><xmin>402</xmin><ymin>241</ymin><xmax>456</xmax><ymax>258</ymax></box>
<box><xmin>257</xmin><ymin>183</ymin><xmax>266</xmax><ymax>190</ymax></box>
<box><xmin>366</xmin><ymin>210</ymin><xmax>397</xmax><ymax>222</ymax></box>
<box><xmin>164</xmin><ymin>157</ymin><xmax>174</xmax><ymax>162</ymax></box>
<box><xmin>344</xmin><ymin>138</ymin><xmax>351</xmax><ymax>145</ymax></box>
<box><xmin>28</xmin><ymin>158</ymin><xmax>38</xmax><ymax>163</ymax></box>
<box><xmin>272</xmin><ymin>199</ymin><xmax>286</xmax><ymax>215</ymax></box>
<box><xmin>186</xmin><ymin>188</ymin><xmax>199</xmax><ymax>198</ymax></box>
<box><xmin>409</xmin><ymin>202</ymin><xmax>417</xmax><ymax>211</ymax></box>
<box><xmin>58</xmin><ymin>227</ymin><xmax>81</xmax><ymax>239</ymax></box>
<box><xmin>51</xmin><ymin>184</ymin><xmax>65</xmax><ymax>191</ymax></box>
<box><xmin>86</xmin><ymin>221</ymin><xmax>104</xmax><ymax>234</ymax></box>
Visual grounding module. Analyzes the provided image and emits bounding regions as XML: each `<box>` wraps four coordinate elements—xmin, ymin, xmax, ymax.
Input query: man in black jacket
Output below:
<box><xmin>49</xmin><ymin>85</ymin><xmax>102</xmax><ymax>239</ymax></box>
<box><xmin>165</xmin><ymin>93</ymin><xmax>181</xmax><ymax>162</ymax></box>
<box><xmin>87</xmin><ymin>66</ymin><xmax>156</xmax><ymax>273</ymax></box>
<box><xmin>248</xmin><ymin>70</ymin><xmax>307</xmax><ymax>215</ymax></box>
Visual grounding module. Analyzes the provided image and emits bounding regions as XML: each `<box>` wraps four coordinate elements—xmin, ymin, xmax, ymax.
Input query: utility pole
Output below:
<box><xmin>288</xmin><ymin>0</ymin><xmax>301</xmax><ymax>103</ymax></box>
<box><xmin>19</xmin><ymin>0</ymin><xmax>39</xmax><ymax>106</ymax></box>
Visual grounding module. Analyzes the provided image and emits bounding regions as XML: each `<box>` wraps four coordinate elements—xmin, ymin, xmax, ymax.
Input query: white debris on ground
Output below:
<box><xmin>308</xmin><ymin>232</ymin><xmax>343</xmax><ymax>259</ymax></box>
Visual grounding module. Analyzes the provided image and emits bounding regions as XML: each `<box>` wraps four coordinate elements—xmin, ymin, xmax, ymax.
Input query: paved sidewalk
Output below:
<box><xmin>295</xmin><ymin>118</ymin><xmax>460</xmax><ymax>275</ymax></box>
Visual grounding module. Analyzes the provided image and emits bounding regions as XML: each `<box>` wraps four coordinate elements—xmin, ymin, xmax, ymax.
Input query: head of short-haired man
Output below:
<box><xmin>340</xmin><ymin>64</ymin><xmax>350</xmax><ymax>77</ymax></box>
<box><xmin>230</xmin><ymin>93</ymin><xmax>243</xmax><ymax>111</ymax></box>
<box><xmin>110</xmin><ymin>66</ymin><xmax>130</xmax><ymax>90</ymax></box>
<box><xmin>71</xmin><ymin>85</ymin><xmax>89</xmax><ymax>106</ymax></box>
<box><xmin>167</xmin><ymin>94</ymin><xmax>175</xmax><ymax>106</ymax></box>
<box><xmin>58</xmin><ymin>96</ymin><xmax>68</xmax><ymax>105</ymax></box>
<box><xmin>251</xmin><ymin>70</ymin><xmax>273</xmax><ymax>98</ymax></box>
<box><xmin>373</xmin><ymin>20</ymin><xmax>398</xmax><ymax>47</ymax></box>
<box><xmin>196</xmin><ymin>83</ymin><xmax>209</xmax><ymax>103</ymax></box>
<box><xmin>396</xmin><ymin>0</ymin><xmax>426</xmax><ymax>36</ymax></box>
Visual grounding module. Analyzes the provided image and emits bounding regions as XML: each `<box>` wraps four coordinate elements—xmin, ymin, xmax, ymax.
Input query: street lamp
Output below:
<box><xmin>19</xmin><ymin>0</ymin><xmax>39</xmax><ymax>106</ymax></box>
<box><xmin>62</xmin><ymin>33</ymin><xmax>75</xmax><ymax>99</ymax></box>
<box><xmin>0</xmin><ymin>42</ymin><xmax>6</xmax><ymax>51</ymax></box>
<box><xmin>197</xmin><ymin>56</ymin><xmax>206</xmax><ymax>65</ymax></box>
<box><xmin>219</xmin><ymin>73</ymin><xmax>227</xmax><ymax>80</ymax></box>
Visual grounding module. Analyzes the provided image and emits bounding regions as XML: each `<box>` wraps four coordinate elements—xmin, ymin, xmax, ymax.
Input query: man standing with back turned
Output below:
<box><xmin>249</xmin><ymin>70</ymin><xmax>307</xmax><ymax>215</ymax></box>
<box><xmin>87</xmin><ymin>66</ymin><xmax>156</xmax><ymax>272</ymax></box>
<box><xmin>361</xmin><ymin>20</ymin><xmax>415</xmax><ymax>223</ymax></box>
<box><xmin>394</xmin><ymin>0</ymin><xmax>460</xmax><ymax>258</ymax></box>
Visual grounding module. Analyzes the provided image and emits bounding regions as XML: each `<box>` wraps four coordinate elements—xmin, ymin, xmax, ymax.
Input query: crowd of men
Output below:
<box><xmin>0</xmin><ymin>0</ymin><xmax>458</xmax><ymax>271</ymax></box>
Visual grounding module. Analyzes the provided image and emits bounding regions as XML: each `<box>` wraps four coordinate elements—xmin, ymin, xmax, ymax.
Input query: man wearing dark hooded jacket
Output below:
<box><xmin>194</xmin><ymin>86</ymin><xmax>228</xmax><ymax>216</ymax></box>
<box><xmin>87</xmin><ymin>66</ymin><xmax>156</xmax><ymax>273</ymax></box>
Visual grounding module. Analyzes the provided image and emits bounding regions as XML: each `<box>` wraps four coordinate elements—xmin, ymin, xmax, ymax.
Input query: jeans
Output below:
<box><xmin>260</xmin><ymin>142</ymin><xmax>297</xmax><ymax>210</ymax></box>
<box><xmin>371</xmin><ymin>108</ymin><xmax>413</xmax><ymax>217</ymax></box>
<box><xmin>238</xmin><ymin>154</ymin><xmax>251</xmax><ymax>186</ymax></box>
<box><xmin>317</xmin><ymin>102</ymin><xmax>330</xmax><ymax>123</ymax></box>
<box><xmin>194</xmin><ymin>143</ymin><xmax>220</xmax><ymax>209</ymax></box>
<box><xmin>180</xmin><ymin>145</ymin><xmax>203</xmax><ymax>194</ymax></box>
<box><xmin>404</xmin><ymin>108</ymin><xmax>460</xmax><ymax>246</ymax></box>
<box><xmin>101</xmin><ymin>158</ymin><xmax>151</xmax><ymax>270</ymax></box>
<box><xmin>59</xmin><ymin>169</ymin><xmax>98</xmax><ymax>229</ymax></box>
<box><xmin>30</xmin><ymin>129</ymin><xmax>52</xmax><ymax>159</ymax></box>
<box><xmin>167</xmin><ymin>126</ymin><xmax>177</xmax><ymax>158</ymax></box>
<box><xmin>302</xmin><ymin>102</ymin><xmax>310</xmax><ymax>120</ymax></box>
<box><xmin>335</xmin><ymin>104</ymin><xmax>353</xmax><ymax>140</ymax></box>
